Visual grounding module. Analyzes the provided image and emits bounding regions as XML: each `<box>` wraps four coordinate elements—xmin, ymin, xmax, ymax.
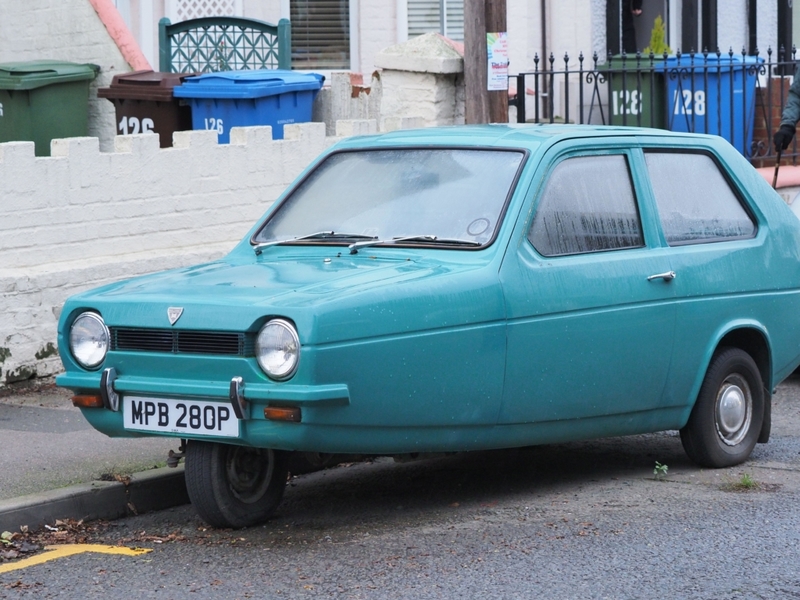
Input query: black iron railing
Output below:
<box><xmin>508</xmin><ymin>47</ymin><xmax>799</xmax><ymax>164</ymax></box>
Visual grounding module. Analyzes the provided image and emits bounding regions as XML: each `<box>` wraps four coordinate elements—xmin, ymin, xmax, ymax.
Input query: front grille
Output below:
<box><xmin>114</xmin><ymin>329</ymin><xmax>173</xmax><ymax>353</ymax></box>
<box><xmin>111</xmin><ymin>328</ymin><xmax>253</xmax><ymax>356</ymax></box>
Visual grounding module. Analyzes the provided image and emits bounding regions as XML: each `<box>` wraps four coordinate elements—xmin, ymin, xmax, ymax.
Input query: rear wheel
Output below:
<box><xmin>680</xmin><ymin>347</ymin><xmax>764</xmax><ymax>468</ymax></box>
<box><xmin>185</xmin><ymin>441</ymin><xmax>289</xmax><ymax>528</ymax></box>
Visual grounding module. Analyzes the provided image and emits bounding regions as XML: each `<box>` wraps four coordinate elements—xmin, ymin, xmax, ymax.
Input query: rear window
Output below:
<box><xmin>644</xmin><ymin>152</ymin><xmax>756</xmax><ymax>246</ymax></box>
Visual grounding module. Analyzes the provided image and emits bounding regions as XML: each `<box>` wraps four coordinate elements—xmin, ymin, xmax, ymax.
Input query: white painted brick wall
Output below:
<box><xmin>314</xmin><ymin>73</ymin><xmax>383</xmax><ymax>136</ymax></box>
<box><xmin>550</xmin><ymin>0</ymin><xmax>594</xmax><ymax>60</ymax></box>
<box><xmin>0</xmin><ymin>121</ymin><xmax>361</xmax><ymax>386</ymax></box>
<box><xmin>358</xmin><ymin>0</ymin><xmax>397</xmax><ymax>74</ymax></box>
<box><xmin>380</xmin><ymin>70</ymin><xmax>464</xmax><ymax>127</ymax></box>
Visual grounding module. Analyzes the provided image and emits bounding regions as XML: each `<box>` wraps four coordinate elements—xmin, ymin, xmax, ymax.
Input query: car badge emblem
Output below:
<box><xmin>167</xmin><ymin>307</ymin><xmax>184</xmax><ymax>326</ymax></box>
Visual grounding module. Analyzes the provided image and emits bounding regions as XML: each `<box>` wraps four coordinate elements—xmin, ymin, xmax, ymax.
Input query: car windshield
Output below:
<box><xmin>253</xmin><ymin>148</ymin><xmax>525</xmax><ymax>248</ymax></box>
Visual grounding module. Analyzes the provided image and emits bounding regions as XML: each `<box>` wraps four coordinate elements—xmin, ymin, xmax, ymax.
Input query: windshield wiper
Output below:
<box><xmin>348</xmin><ymin>235</ymin><xmax>482</xmax><ymax>254</ymax></box>
<box><xmin>254</xmin><ymin>232</ymin><xmax>377</xmax><ymax>255</ymax></box>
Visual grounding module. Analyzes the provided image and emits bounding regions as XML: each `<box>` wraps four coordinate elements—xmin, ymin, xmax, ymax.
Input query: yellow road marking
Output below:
<box><xmin>0</xmin><ymin>544</ymin><xmax>152</xmax><ymax>575</ymax></box>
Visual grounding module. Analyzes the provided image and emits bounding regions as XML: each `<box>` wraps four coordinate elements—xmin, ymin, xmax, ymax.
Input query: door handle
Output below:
<box><xmin>647</xmin><ymin>270</ymin><xmax>676</xmax><ymax>282</ymax></box>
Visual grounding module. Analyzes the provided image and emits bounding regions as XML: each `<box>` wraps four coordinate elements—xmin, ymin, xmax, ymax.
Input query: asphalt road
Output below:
<box><xmin>2</xmin><ymin>377</ymin><xmax>800</xmax><ymax>598</ymax></box>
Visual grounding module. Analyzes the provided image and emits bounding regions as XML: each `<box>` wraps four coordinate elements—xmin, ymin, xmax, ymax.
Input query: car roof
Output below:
<box><xmin>331</xmin><ymin>124</ymin><xmax>717</xmax><ymax>152</ymax></box>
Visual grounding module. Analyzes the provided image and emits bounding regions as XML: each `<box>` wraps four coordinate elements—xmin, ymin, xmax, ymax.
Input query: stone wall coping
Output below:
<box><xmin>375</xmin><ymin>32</ymin><xmax>464</xmax><ymax>74</ymax></box>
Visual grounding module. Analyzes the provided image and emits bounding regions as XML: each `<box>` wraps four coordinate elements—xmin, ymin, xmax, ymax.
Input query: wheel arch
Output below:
<box><xmin>683</xmin><ymin>321</ymin><xmax>773</xmax><ymax>443</ymax></box>
<box><xmin>717</xmin><ymin>325</ymin><xmax>773</xmax><ymax>444</ymax></box>
<box><xmin>716</xmin><ymin>326</ymin><xmax>772</xmax><ymax>392</ymax></box>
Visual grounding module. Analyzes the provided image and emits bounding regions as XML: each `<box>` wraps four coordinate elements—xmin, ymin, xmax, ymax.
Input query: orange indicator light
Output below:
<box><xmin>71</xmin><ymin>395</ymin><xmax>104</xmax><ymax>408</ymax></box>
<box><xmin>264</xmin><ymin>406</ymin><xmax>302</xmax><ymax>422</ymax></box>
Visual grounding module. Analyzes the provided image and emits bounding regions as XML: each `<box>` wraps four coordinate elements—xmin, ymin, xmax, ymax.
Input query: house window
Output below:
<box><xmin>290</xmin><ymin>0</ymin><xmax>351</xmax><ymax>69</ymax></box>
<box><xmin>607</xmin><ymin>0</ymin><xmax>670</xmax><ymax>55</ymax></box>
<box><xmin>681</xmin><ymin>0</ymin><xmax>717</xmax><ymax>53</ymax></box>
<box><xmin>606</xmin><ymin>0</ymin><xmax>717</xmax><ymax>55</ymax></box>
<box><xmin>778</xmin><ymin>0</ymin><xmax>793</xmax><ymax>60</ymax></box>
<box><xmin>408</xmin><ymin>0</ymin><xmax>464</xmax><ymax>42</ymax></box>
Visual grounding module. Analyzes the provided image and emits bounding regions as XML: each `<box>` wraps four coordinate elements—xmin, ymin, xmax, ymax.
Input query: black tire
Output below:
<box><xmin>185</xmin><ymin>441</ymin><xmax>289</xmax><ymax>528</ymax></box>
<box><xmin>680</xmin><ymin>347</ymin><xmax>764</xmax><ymax>468</ymax></box>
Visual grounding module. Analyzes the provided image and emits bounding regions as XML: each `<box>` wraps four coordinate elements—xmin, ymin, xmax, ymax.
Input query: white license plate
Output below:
<box><xmin>123</xmin><ymin>396</ymin><xmax>239</xmax><ymax>438</ymax></box>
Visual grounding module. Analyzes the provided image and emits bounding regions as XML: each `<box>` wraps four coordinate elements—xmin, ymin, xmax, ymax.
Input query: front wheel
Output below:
<box><xmin>680</xmin><ymin>347</ymin><xmax>764</xmax><ymax>468</ymax></box>
<box><xmin>185</xmin><ymin>441</ymin><xmax>289</xmax><ymax>528</ymax></box>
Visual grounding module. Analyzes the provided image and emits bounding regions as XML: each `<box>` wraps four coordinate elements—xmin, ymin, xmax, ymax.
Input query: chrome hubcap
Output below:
<box><xmin>715</xmin><ymin>375</ymin><xmax>752</xmax><ymax>446</ymax></box>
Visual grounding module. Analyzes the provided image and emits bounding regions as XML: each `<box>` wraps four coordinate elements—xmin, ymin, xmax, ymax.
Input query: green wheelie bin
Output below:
<box><xmin>606</xmin><ymin>56</ymin><xmax>667</xmax><ymax>129</ymax></box>
<box><xmin>0</xmin><ymin>60</ymin><xmax>100</xmax><ymax>156</ymax></box>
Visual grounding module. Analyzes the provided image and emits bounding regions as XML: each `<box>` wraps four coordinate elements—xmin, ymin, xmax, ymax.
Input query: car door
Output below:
<box><xmin>641</xmin><ymin>148</ymin><xmax>764</xmax><ymax>407</ymax></box>
<box><xmin>498</xmin><ymin>141</ymin><xmax>677</xmax><ymax>427</ymax></box>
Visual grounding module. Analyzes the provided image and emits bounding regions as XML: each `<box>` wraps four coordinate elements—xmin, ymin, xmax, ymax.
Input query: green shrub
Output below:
<box><xmin>643</xmin><ymin>15</ymin><xmax>672</xmax><ymax>56</ymax></box>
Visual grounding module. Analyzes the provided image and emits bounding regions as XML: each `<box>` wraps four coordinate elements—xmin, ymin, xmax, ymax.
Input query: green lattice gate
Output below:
<box><xmin>158</xmin><ymin>16</ymin><xmax>291</xmax><ymax>73</ymax></box>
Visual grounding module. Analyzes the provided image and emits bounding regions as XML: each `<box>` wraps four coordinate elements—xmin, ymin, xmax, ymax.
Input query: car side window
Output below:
<box><xmin>645</xmin><ymin>151</ymin><xmax>756</xmax><ymax>246</ymax></box>
<box><xmin>528</xmin><ymin>154</ymin><xmax>644</xmax><ymax>257</ymax></box>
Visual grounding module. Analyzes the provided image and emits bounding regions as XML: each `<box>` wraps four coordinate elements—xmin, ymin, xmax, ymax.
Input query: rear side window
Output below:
<box><xmin>529</xmin><ymin>154</ymin><xmax>644</xmax><ymax>257</ymax></box>
<box><xmin>645</xmin><ymin>152</ymin><xmax>756</xmax><ymax>246</ymax></box>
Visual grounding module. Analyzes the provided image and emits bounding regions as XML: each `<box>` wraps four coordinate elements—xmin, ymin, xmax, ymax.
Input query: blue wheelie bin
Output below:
<box><xmin>173</xmin><ymin>70</ymin><xmax>324</xmax><ymax>143</ymax></box>
<box><xmin>665</xmin><ymin>55</ymin><xmax>761</xmax><ymax>156</ymax></box>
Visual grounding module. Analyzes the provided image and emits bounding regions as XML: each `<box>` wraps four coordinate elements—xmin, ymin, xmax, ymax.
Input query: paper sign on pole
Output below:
<box><xmin>487</xmin><ymin>32</ymin><xmax>509</xmax><ymax>91</ymax></box>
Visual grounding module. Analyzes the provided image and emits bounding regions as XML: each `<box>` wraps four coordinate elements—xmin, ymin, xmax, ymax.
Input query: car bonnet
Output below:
<box><xmin>61</xmin><ymin>252</ymin><xmax>490</xmax><ymax>333</ymax></box>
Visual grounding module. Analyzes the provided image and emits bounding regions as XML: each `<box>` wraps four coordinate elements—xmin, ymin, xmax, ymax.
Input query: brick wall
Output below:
<box><xmin>752</xmin><ymin>78</ymin><xmax>792</xmax><ymax>168</ymax></box>
<box><xmin>0</xmin><ymin>122</ymin><xmax>363</xmax><ymax>386</ymax></box>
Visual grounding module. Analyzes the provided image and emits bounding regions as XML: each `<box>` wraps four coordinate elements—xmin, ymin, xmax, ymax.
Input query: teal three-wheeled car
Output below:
<box><xmin>58</xmin><ymin>125</ymin><xmax>800</xmax><ymax>527</ymax></box>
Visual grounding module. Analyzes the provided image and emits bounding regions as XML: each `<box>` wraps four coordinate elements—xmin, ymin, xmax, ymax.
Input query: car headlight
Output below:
<box><xmin>256</xmin><ymin>319</ymin><xmax>300</xmax><ymax>380</ymax></box>
<box><xmin>69</xmin><ymin>312</ymin><xmax>109</xmax><ymax>369</ymax></box>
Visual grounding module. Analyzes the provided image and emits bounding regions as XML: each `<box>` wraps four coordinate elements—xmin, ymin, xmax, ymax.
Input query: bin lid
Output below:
<box><xmin>663</xmin><ymin>55</ymin><xmax>763</xmax><ymax>67</ymax></box>
<box><xmin>0</xmin><ymin>60</ymin><xmax>100</xmax><ymax>91</ymax></box>
<box><xmin>97</xmin><ymin>70</ymin><xmax>198</xmax><ymax>102</ymax></box>
<box><xmin>605</xmin><ymin>54</ymin><xmax>763</xmax><ymax>70</ymax></box>
<box><xmin>173</xmin><ymin>70</ymin><xmax>325</xmax><ymax>99</ymax></box>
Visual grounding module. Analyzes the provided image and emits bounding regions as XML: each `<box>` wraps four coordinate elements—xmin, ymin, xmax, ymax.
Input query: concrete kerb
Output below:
<box><xmin>0</xmin><ymin>466</ymin><xmax>189</xmax><ymax>534</ymax></box>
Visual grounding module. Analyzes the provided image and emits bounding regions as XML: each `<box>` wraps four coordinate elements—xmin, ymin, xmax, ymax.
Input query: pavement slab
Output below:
<box><xmin>0</xmin><ymin>378</ymin><xmax>185</xmax><ymax>532</ymax></box>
